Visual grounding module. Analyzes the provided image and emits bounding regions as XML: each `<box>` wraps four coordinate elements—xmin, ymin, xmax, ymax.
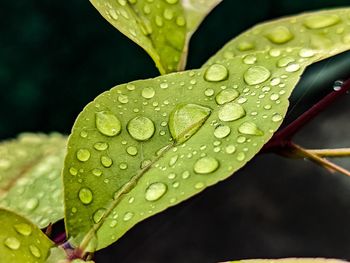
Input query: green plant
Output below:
<box><xmin>1</xmin><ymin>1</ymin><xmax>350</xmax><ymax>262</ymax></box>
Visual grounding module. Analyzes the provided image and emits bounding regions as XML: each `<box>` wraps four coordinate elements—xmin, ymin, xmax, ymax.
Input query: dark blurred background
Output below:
<box><xmin>1</xmin><ymin>0</ymin><xmax>350</xmax><ymax>262</ymax></box>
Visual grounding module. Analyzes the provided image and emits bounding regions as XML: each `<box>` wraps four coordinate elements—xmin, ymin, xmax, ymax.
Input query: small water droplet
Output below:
<box><xmin>236</xmin><ymin>152</ymin><xmax>246</xmax><ymax>161</ymax></box>
<box><xmin>95</xmin><ymin>111</ymin><xmax>122</xmax><ymax>137</ymax></box>
<box><xmin>243</xmin><ymin>55</ymin><xmax>257</xmax><ymax>64</ymax></box>
<box><xmin>76</xmin><ymin>149</ymin><xmax>91</xmax><ymax>162</ymax></box>
<box><xmin>215</xmin><ymin>89</ymin><xmax>240</xmax><ymax>105</ymax></box>
<box><xmin>225</xmin><ymin>145</ymin><xmax>236</xmax><ymax>154</ymax></box>
<box><xmin>4</xmin><ymin>237</ymin><xmax>20</xmax><ymax>250</ymax></box>
<box><xmin>145</xmin><ymin>182</ymin><xmax>167</xmax><ymax>201</ymax></box>
<box><xmin>277</xmin><ymin>57</ymin><xmax>295</xmax><ymax>67</ymax></box>
<box><xmin>126</xmin><ymin>146</ymin><xmax>138</xmax><ymax>156</ymax></box>
<box><xmin>14</xmin><ymin>223</ymin><xmax>32</xmax><ymax>236</ymax></box>
<box><xmin>303</xmin><ymin>14</ymin><xmax>340</xmax><ymax>29</ymax></box>
<box><xmin>169</xmin><ymin>104</ymin><xmax>211</xmax><ymax>143</ymax></box>
<box><xmin>110</xmin><ymin>220</ymin><xmax>117</xmax><ymax>228</ymax></box>
<box><xmin>142</xmin><ymin>87</ymin><xmax>155</xmax><ymax>99</ymax></box>
<box><xmin>123</xmin><ymin>212</ymin><xmax>134</xmax><ymax>221</ymax></box>
<box><xmin>238</xmin><ymin>122</ymin><xmax>264</xmax><ymax>136</ymax></box>
<box><xmin>109</xmin><ymin>10</ymin><xmax>119</xmax><ymax>20</ymax></box>
<box><xmin>299</xmin><ymin>48</ymin><xmax>316</xmax><ymax>58</ymax></box>
<box><xmin>176</xmin><ymin>16</ymin><xmax>186</xmax><ymax>26</ymax></box>
<box><xmin>92</xmin><ymin>168</ymin><xmax>103</xmax><ymax>177</ymax></box>
<box><xmin>272</xmin><ymin>113</ymin><xmax>283</xmax><ymax>122</ymax></box>
<box><xmin>29</xmin><ymin>245</ymin><xmax>41</xmax><ymax>258</ymax></box>
<box><xmin>94</xmin><ymin>142</ymin><xmax>109</xmax><ymax>151</ymax></box>
<box><xmin>244</xmin><ymin>66</ymin><xmax>271</xmax><ymax>85</ymax></box>
<box><xmin>218</xmin><ymin>102</ymin><xmax>246</xmax><ymax>122</ymax></box>
<box><xmin>127</xmin><ymin>116</ymin><xmax>155</xmax><ymax>141</ymax></box>
<box><xmin>78</xmin><ymin>187</ymin><xmax>93</xmax><ymax>205</ymax></box>
<box><xmin>93</xmin><ymin>208</ymin><xmax>107</xmax><ymax>223</ymax></box>
<box><xmin>333</xmin><ymin>80</ymin><xmax>344</xmax><ymax>91</ymax></box>
<box><xmin>265</xmin><ymin>26</ymin><xmax>294</xmax><ymax>44</ymax></box>
<box><xmin>237</xmin><ymin>41</ymin><xmax>254</xmax><ymax>51</ymax></box>
<box><xmin>214</xmin><ymin>125</ymin><xmax>231</xmax><ymax>138</ymax></box>
<box><xmin>101</xmin><ymin>155</ymin><xmax>113</xmax><ymax>168</ymax></box>
<box><xmin>285</xmin><ymin>63</ymin><xmax>300</xmax><ymax>72</ymax></box>
<box><xmin>270</xmin><ymin>93</ymin><xmax>280</xmax><ymax>101</ymax></box>
<box><xmin>69</xmin><ymin>167</ymin><xmax>78</xmax><ymax>176</ymax></box>
<box><xmin>204</xmin><ymin>88</ymin><xmax>215</xmax><ymax>97</ymax></box>
<box><xmin>80</xmin><ymin>130</ymin><xmax>88</xmax><ymax>138</ymax></box>
<box><xmin>119</xmin><ymin>162</ymin><xmax>128</xmax><ymax>170</ymax></box>
<box><xmin>118</xmin><ymin>94</ymin><xmax>129</xmax><ymax>104</ymax></box>
<box><xmin>204</xmin><ymin>64</ymin><xmax>229</xmax><ymax>82</ymax></box>
<box><xmin>169</xmin><ymin>155</ymin><xmax>178</xmax><ymax>166</ymax></box>
<box><xmin>194</xmin><ymin>182</ymin><xmax>205</xmax><ymax>189</ymax></box>
<box><xmin>194</xmin><ymin>157</ymin><xmax>219</xmax><ymax>174</ymax></box>
<box><xmin>26</xmin><ymin>198</ymin><xmax>39</xmax><ymax>211</ymax></box>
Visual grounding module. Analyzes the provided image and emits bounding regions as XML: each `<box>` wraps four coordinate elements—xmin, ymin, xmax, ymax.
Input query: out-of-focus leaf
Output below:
<box><xmin>0</xmin><ymin>208</ymin><xmax>54</xmax><ymax>262</ymax></box>
<box><xmin>90</xmin><ymin>0</ymin><xmax>221</xmax><ymax>74</ymax></box>
<box><xmin>0</xmin><ymin>133</ymin><xmax>66</xmax><ymax>228</ymax></box>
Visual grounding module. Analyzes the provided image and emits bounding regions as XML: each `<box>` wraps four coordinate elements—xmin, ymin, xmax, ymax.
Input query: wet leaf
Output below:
<box><xmin>63</xmin><ymin>8</ymin><xmax>350</xmax><ymax>251</ymax></box>
<box><xmin>0</xmin><ymin>208</ymin><xmax>54</xmax><ymax>262</ymax></box>
<box><xmin>90</xmin><ymin>0</ymin><xmax>221</xmax><ymax>74</ymax></box>
<box><xmin>0</xmin><ymin>133</ymin><xmax>66</xmax><ymax>228</ymax></box>
<box><xmin>224</xmin><ymin>259</ymin><xmax>348</xmax><ymax>263</ymax></box>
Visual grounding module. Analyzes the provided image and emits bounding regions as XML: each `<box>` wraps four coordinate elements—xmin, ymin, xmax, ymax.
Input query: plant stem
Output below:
<box><xmin>290</xmin><ymin>143</ymin><xmax>350</xmax><ymax>177</ymax></box>
<box><xmin>307</xmin><ymin>148</ymin><xmax>350</xmax><ymax>157</ymax></box>
<box><xmin>53</xmin><ymin>232</ymin><xmax>67</xmax><ymax>244</ymax></box>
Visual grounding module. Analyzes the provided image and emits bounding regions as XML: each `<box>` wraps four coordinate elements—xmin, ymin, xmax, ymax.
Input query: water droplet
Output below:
<box><xmin>236</xmin><ymin>152</ymin><xmax>246</xmax><ymax>161</ymax></box>
<box><xmin>204</xmin><ymin>64</ymin><xmax>229</xmax><ymax>82</ymax></box>
<box><xmin>163</xmin><ymin>8</ymin><xmax>174</xmax><ymax>20</ymax></box>
<box><xmin>26</xmin><ymin>198</ymin><xmax>39</xmax><ymax>211</ymax></box>
<box><xmin>92</xmin><ymin>168</ymin><xmax>102</xmax><ymax>177</ymax></box>
<box><xmin>29</xmin><ymin>245</ymin><xmax>41</xmax><ymax>258</ymax></box>
<box><xmin>169</xmin><ymin>104</ymin><xmax>211</xmax><ymax>143</ymax></box>
<box><xmin>93</xmin><ymin>208</ymin><xmax>106</xmax><ymax>223</ymax></box>
<box><xmin>204</xmin><ymin>88</ymin><xmax>215</xmax><ymax>97</ymax></box>
<box><xmin>225</xmin><ymin>145</ymin><xmax>236</xmax><ymax>154</ymax></box>
<box><xmin>299</xmin><ymin>48</ymin><xmax>316</xmax><ymax>58</ymax></box>
<box><xmin>95</xmin><ymin>111</ymin><xmax>122</xmax><ymax>137</ymax></box>
<box><xmin>119</xmin><ymin>162</ymin><xmax>128</xmax><ymax>170</ymax></box>
<box><xmin>169</xmin><ymin>155</ymin><xmax>178</xmax><ymax>166</ymax></box>
<box><xmin>123</xmin><ymin>212</ymin><xmax>134</xmax><ymax>221</ymax></box>
<box><xmin>101</xmin><ymin>155</ymin><xmax>113</xmax><ymax>168</ymax></box>
<box><xmin>94</xmin><ymin>142</ymin><xmax>109</xmax><ymax>151</ymax></box>
<box><xmin>333</xmin><ymin>80</ymin><xmax>344</xmax><ymax>91</ymax></box>
<box><xmin>76</xmin><ymin>149</ymin><xmax>91</xmax><ymax>162</ymax></box>
<box><xmin>127</xmin><ymin>116</ymin><xmax>155</xmax><ymax>141</ymax></box>
<box><xmin>126</xmin><ymin>146</ymin><xmax>138</xmax><ymax>156</ymax></box>
<box><xmin>4</xmin><ymin>237</ymin><xmax>20</xmax><ymax>250</ymax></box>
<box><xmin>69</xmin><ymin>167</ymin><xmax>78</xmax><ymax>176</ymax></box>
<box><xmin>145</xmin><ymin>182</ymin><xmax>167</xmax><ymax>201</ymax></box>
<box><xmin>303</xmin><ymin>14</ymin><xmax>340</xmax><ymax>29</ymax></box>
<box><xmin>277</xmin><ymin>57</ymin><xmax>295</xmax><ymax>67</ymax></box>
<box><xmin>78</xmin><ymin>187</ymin><xmax>93</xmax><ymax>205</ymax></box>
<box><xmin>110</xmin><ymin>220</ymin><xmax>117</xmax><ymax>228</ymax></box>
<box><xmin>141</xmin><ymin>87</ymin><xmax>155</xmax><ymax>99</ymax></box>
<box><xmin>80</xmin><ymin>130</ymin><xmax>88</xmax><ymax>138</ymax></box>
<box><xmin>238</xmin><ymin>122</ymin><xmax>263</xmax><ymax>136</ymax></box>
<box><xmin>110</xmin><ymin>10</ymin><xmax>119</xmax><ymax>20</ymax></box>
<box><xmin>265</xmin><ymin>26</ymin><xmax>294</xmax><ymax>44</ymax></box>
<box><xmin>215</xmin><ymin>89</ymin><xmax>240</xmax><ymax>105</ymax></box>
<box><xmin>194</xmin><ymin>182</ymin><xmax>205</xmax><ymax>189</ymax></box>
<box><xmin>176</xmin><ymin>16</ymin><xmax>186</xmax><ymax>26</ymax></box>
<box><xmin>118</xmin><ymin>94</ymin><xmax>129</xmax><ymax>104</ymax></box>
<box><xmin>285</xmin><ymin>63</ymin><xmax>300</xmax><ymax>72</ymax></box>
<box><xmin>272</xmin><ymin>113</ymin><xmax>283</xmax><ymax>122</ymax></box>
<box><xmin>182</xmin><ymin>171</ymin><xmax>190</xmax><ymax>179</ymax></box>
<box><xmin>214</xmin><ymin>125</ymin><xmax>231</xmax><ymax>138</ymax></box>
<box><xmin>13</xmin><ymin>223</ymin><xmax>32</xmax><ymax>236</ymax></box>
<box><xmin>243</xmin><ymin>55</ymin><xmax>257</xmax><ymax>64</ymax></box>
<box><xmin>194</xmin><ymin>157</ymin><xmax>219</xmax><ymax>174</ymax></box>
<box><xmin>237</xmin><ymin>41</ymin><xmax>254</xmax><ymax>51</ymax></box>
<box><xmin>218</xmin><ymin>102</ymin><xmax>246</xmax><ymax>122</ymax></box>
<box><xmin>270</xmin><ymin>93</ymin><xmax>280</xmax><ymax>101</ymax></box>
<box><xmin>155</xmin><ymin>15</ymin><xmax>164</xmax><ymax>27</ymax></box>
<box><xmin>244</xmin><ymin>66</ymin><xmax>271</xmax><ymax>85</ymax></box>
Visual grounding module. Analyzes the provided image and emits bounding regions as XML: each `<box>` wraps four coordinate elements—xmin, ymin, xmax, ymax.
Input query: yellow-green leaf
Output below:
<box><xmin>0</xmin><ymin>133</ymin><xmax>66</xmax><ymax>228</ymax></box>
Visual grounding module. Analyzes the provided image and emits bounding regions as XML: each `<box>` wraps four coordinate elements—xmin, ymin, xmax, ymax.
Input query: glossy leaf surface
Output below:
<box><xmin>63</xmin><ymin>8</ymin><xmax>350</xmax><ymax>251</ymax></box>
<box><xmin>0</xmin><ymin>208</ymin><xmax>54</xmax><ymax>262</ymax></box>
<box><xmin>90</xmin><ymin>0</ymin><xmax>221</xmax><ymax>74</ymax></box>
<box><xmin>0</xmin><ymin>133</ymin><xmax>66</xmax><ymax>228</ymax></box>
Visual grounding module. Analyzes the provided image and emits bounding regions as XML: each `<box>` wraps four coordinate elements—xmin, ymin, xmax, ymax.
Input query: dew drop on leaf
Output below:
<box><xmin>277</xmin><ymin>57</ymin><xmax>295</xmax><ymax>67</ymax></box>
<box><xmin>218</xmin><ymin>102</ymin><xmax>246</xmax><ymax>122</ymax></box>
<box><xmin>236</xmin><ymin>152</ymin><xmax>246</xmax><ymax>161</ymax></box>
<box><xmin>123</xmin><ymin>212</ymin><xmax>134</xmax><ymax>221</ymax></box>
<box><xmin>145</xmin><ymin>182</ymin><xmax>167</xmax><ymax>201</ymax></box>
<box><xmin>285</xmin><ymin>63</ymin><xmax>301</xmax><ymax>72</ymax></box>
<box><xmin>92</xmin><ymin>168</ymin><xmax>103</xmax><ymax>177</ymax></box>
<box><xmin>101</xmin><ymin>155</ymin><xmax>113</xmax><ymax>168</ymax></box>
<box><xmin>76</xmin><ymin>149</ymin><xmax>91</xmax><ymax>162</ymax></box>
<box><xmin>272</xmin><ymin>113</ymin><xmax>283</xmax><ymax>122</ymax></box>
<box><xmin>238</xmin><ymin>122</ymin><xmax>264</xmax><ymax>136</ymax></box>
<box><xmin>244</xmin><ymin>66</ymin><xmax>271</xmax><ymax>85</ymax></box>
<box><xmin>214</xmin><ymin>125</ymin><xmax>231</xmax><ymax>139</ymax></box>
<box><xmin>141</xmin><ymin>87</ymin><xmax>155</xmax><ymax>99</ymax></box>
<box><xmin>299</xmin><ymin>48</ymin><xmax>316</xmax><ymax>58</ymax></box>
<box><xmin>265</xmin><ymin>26</ymin><xmax>294</xmax><ymax>44</ymax></box>
<box><xmin>26</xmin><ymin>198</ymin><xmax>39</xmax><ymax>211</ymax></box>
<box><xmin>225</xmin><ymin>145</ymin><xmax>236</xmax><ymax>154</ymax></box>
<box><xmin>169</xmin><ymin>104</ymin><xmax>211</xmax><ymax>143</ymax></box>
<box><xmin>95</xmin><ymin>111</ymin><xmax>122</xmax><ymax>137</ymax></box>
<box><xmin>194</xmin><ymin>157</ymin><xmax>219</xmax><ymax>174</ymax></box>
<box><xmin>237</xmin><ymin>40</ymin><xmax>254</xmax><ymax>51</ymax></box>
<box><xmin>29</xmin><ymin>245</ymin><xmax>41</xmax><ymax>258</ymax></box>
<box><xmin>127</xmin><ymin>116</ymin><xmax>155</xmax><ymax>141</ymax></box>
<box><xmin>303</xmin><ymin>14</ymin><xmax>340</xmax><ymax>29</ymax></box>
<box><xmin>4</xmin><ymin>237</ymin><xmax>20</xmax><ymax>250</ymax></box>
<box><xmin>126</xmin><ymin>146</ymin><xmax>138</xmax><ymax>156</ymax></box>
<box><xmin>204</xmin><ymin>64</ymin><xmax>229</xmax><ymax>82</ymax></box>
<box><xmin>93</xmin><ymin>208</ymin><xmax>107</xmax><ymax>223</ymax></box>
<box><xmin>94</xmin><ymin>142</ymin><xmax>109</xmax><ymax>151</ymax></box>
<box><xmin>78</xmin><ymin>187</ymin><xmax>93</xmax><ymax>205</ymax></box>
<box><xmin>14</xmin><ymin>223</ymin><xmax>32</xmax><ymax>236</ymax></box>
<box><xmin>243</xmin><ymin>55</ymin><xmax>257</xmax><ymax>65</ymax></box>
<box><xmin>215</xmin><ymin>89</ymin><xmax>240</xmax><ymax>105</ymax></box>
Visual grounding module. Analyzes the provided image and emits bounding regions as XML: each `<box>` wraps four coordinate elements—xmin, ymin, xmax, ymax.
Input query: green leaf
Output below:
<box><xmin>0</xmin><ymin>208</ymin><xmax>54</xmax><ymax>262</ymax></box>
<box><xmin>89</xmin><ymin>0</ymin><xmax>221</xmax><ymax>74</ymax></box>
<box><xmin>0</xmin><ymin>133</ymin><xmax>66</xmax><ymax>228</ymax></box>
<box><xmin>225</xmin><ymin>259</ymin><xmax>348</xmax><ymax>263</ymax></box>
<box><xmin>63</xmin><ymin>8</ymin><xmax>350</xmax><ymax>251</ymax></box>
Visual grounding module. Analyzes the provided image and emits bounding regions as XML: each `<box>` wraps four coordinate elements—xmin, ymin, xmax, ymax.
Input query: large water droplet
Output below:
<box><xmin>303</xmin><ymin>14</ymin><xmax>340</xmax><ymax>29</ymax></box>
<box><xmin>76</xmin><ymin>149</ymin><xmax>91</xmax><ymax>162</ymax></box>
<box><xmin>14</xmin><ymin>223</ymin><xmax>32</xmax><ymax>236</ymax></box>
<box><xmin>93</xmin><ymin>208</ymin><xmax>107</xmax><ymax>223</ymax></box>
<box><xmin>169</xmin><ymin>104</ymin><xmax>211</xmax><ymax>143</ymax></box>
<box><xmin>29</xmin><ymin>245</ymin><xmax>41</xmax><ymax>258</ymax></box>
<box><xmin>4</xmin><ymin>237</ymin><xmax>20</xmax><ymax>250</ymax></box>
<box><xmin>194</xmin><ymin>157</ymin><xmax>219</xmax><ymax>174</ymax></box>
<box><xmin>141</xmin><ymin>87</ymin><xmax>155</xmax><ymax>99</ymax></box>
<box><xmin>244</xmin><ymin>66</ymin><xmax>271</xmax><ymax>85</ymax></box>
<box><xmin>265</xmin><ymin>26</ymin><xmax>294</xmax><ymax>44</ymax></box>
<box><xmin>204</xmin><ymin>64</ymin><xmax>229</xmax><ymax>82</ymax></box>
<box><xmin>238</xmin><ymin>122</ymin><xmax>263</xmax><ymax>136</ymax></box>
<box><xmin>218</xmin><ymin>102</ymin><xmax>246</xmax><ymax>122</ymax></box>
<box><xmin>214</xmin><ymin>125</ymin><xmax>231</xmax><ymax>138</ymax></box>
<box><xmin>145</xmin><ymin>182</ymin><xmax>167</xmax><ymax>201</ymax></box>
<box><xmin>215</xmin><ymin>89</ymin><xmax>240</xmax><ymax>105</ymax></box>
<box><xmin>78</xmin><ymin>187</ymin><xmax>93</xmax><ymax>205</ymax></box>
<box><xmin>101</xmin><ymin>155</ymin><xmax>113</xmax><ymax>168</ymax></box>
<box><xmin>95</xmin><ymin>111</ymin><xmax>122</xmax><ymax>137</ymax></box>
<box><xmin>127</xmin><ymin>116</ymin><xmax>155</xmax><ymax>141</ymax></box>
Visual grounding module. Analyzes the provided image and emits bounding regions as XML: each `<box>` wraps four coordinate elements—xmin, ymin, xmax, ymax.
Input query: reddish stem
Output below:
<box><xmin>263</xmin><ymin>78</ymin><xmax>350</xmax><ymax>152</ymax></box>
<box><xmin>53</xmin><ymin>232</ymin><xmax>67</xmax><ymax>244</ymax></box>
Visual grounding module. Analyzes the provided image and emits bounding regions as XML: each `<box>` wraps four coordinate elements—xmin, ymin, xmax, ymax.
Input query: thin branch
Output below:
<box><xmin>290</xmin><ymin>143</ymin><xmax>350</xmax><ymax>177</ymax></box>
<box><xmin>307</xmin><ymin>148</ymin><xmax>350</xmax><ymax>157</ymax></box>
